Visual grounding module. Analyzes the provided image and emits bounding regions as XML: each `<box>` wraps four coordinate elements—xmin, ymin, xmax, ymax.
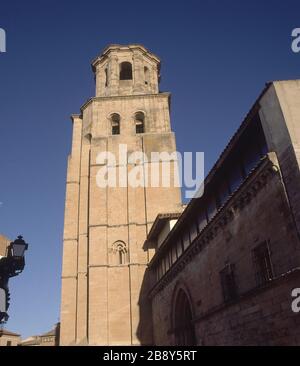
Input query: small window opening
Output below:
<box><xmin>111</xmin><ymin>113</ymin><xmax>120</xmax><ymax>135</ymax></box>
<box><xmin>220</xmin><ymin>264</ymin><xmax>238</xmax><ymax>302</ymax></box>
<box><xmin>105</xmin><ymin>68</ymin><xmax>108</xmax><ymax>87</ymax></box>
<box><xmin>144</xmin><ymin>66</ymin><xmax>149</xmax><ymax>85</ymax></box>
<box><xmin>120</xmin><ymin>62</ymin><xmax>132</xmax><ymax>80</ymax></box>
<box><xmin>135</xmin><ymin>112</ymin><xmax>145</xmax><ymax>134</ymax></box>
<box><xmin>253</xmin><ymin>241</ymin><xmax>273</xmax><ymax>286</ymax></box>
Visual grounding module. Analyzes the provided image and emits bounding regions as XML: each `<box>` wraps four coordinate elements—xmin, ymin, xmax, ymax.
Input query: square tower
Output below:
<box><xmin>60</xmin><ymin>44</ymin><xmax>182</xmax><ymax>345</ymax></box>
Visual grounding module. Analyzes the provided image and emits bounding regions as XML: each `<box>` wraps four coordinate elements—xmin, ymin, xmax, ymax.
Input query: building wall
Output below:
<box><xmin>0</xmin><ymin>334</ymin><xmax>21</xmax><ymax>346</ymax></box>
<box><xmin>0</xmin><ymin>235</ymin><xmax>9</xmax><ymax>257</ymax></box>
<box><xmin>60</xmin><ymin>45</ymin><xmax>182</xmax><ymax>346</ymax></box>
<box><xmin>151</xmin><ymin>154</ymin><xmax>300</xmax><ymax>345</ymax></box>
<box><xmin>260</xmin><ymin>80</ymin><xmax>300</xmax><ymax>236</ymax></box>
<box><xmin>195</xmin><ymin>272</ymin><xmax>300</xmax><ymax>346</ymax></box>
<box><xmin>39</xmin><ymin>336</ymin><xmax>56</xmax><ymax>346</ymax></box>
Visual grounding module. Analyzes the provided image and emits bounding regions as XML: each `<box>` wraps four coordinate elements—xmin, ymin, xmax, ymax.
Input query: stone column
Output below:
<box><xmin>109</xmin><ymin>54</ymin><xmax>119</xmax><ymax>96</ymax></box>
<box><xmin>151</xmin><ymin>65</ymin><xmax>159</xmax><ymax>94</ymax></box>
<box><xmin>88</xmin><ymin>138</ymin><xmax>109</xmax><ymax>344</ymax></box>
<box><xmin>133</xmin><ymin>51</ymin><xmax>144</xmax><ymax>94</ymax></box>
<box><xmin>75</xmin><ymin>135</ymin><xmax>91</xmax><ymax>344</ymax></box>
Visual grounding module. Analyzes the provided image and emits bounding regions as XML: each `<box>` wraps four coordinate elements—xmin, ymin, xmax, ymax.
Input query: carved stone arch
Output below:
<box><xmin>109</xmin><ymin>240</ymin><xmax>128</xmax><ymax>265</ymax></box>
<box><xmin>171</xmin><ymin>281</ymin><xmax>196</xmax><ymax>346</ymax></box>
<box><xmin>132</xmin><ymin>109</ymin><xmax>146</xmax><ymax>119</ymax></box>
<box><xmin>107</xmin><ymin>111</ymin><xmax>123</xmax><ymax>120</ymax></box>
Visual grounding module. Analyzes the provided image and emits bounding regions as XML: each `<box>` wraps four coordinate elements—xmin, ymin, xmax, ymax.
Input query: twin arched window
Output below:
<box><xmin>110</xmin><ymin>112</ymin><xmax>145</xmax><ymax>135</ymax></box>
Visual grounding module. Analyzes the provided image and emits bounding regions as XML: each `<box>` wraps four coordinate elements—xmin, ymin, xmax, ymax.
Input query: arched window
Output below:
<box><xmin>111</xmin><ymin>241</ymin><xmax>128</xmax><ymax>265</ymax></box>
<box><xmin>144</xmin><ymin>66</ymin><xmax>149</xmax><ymax>85</ymax></box>
<box><xmin>173</xmin><ymin>289</ymin><xmax>196</xmax><ymax>346</ymax></box>
<box><xmin>119</xmin><ymin>62</ymin><xmax>133</xmax><ymax>80</ymax></box>
<box><xmin>111</xmin><ymin>113</ymin><xmax>120</xmax><ymax>135</ymax></box>
<box><xmin>135</xmin><ymin>112</ymin><xmax>145</xmax><ymax>134</ymax></box>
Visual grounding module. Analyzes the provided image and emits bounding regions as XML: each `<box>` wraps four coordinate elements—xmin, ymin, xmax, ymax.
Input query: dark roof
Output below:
<box><xmin>0</xmin><ymin>328</ymin><xmax>21</xmax><ymax>337</ymax></box>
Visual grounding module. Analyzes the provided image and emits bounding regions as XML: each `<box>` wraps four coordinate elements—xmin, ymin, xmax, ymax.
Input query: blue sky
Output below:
<box><xmin>0</xmin><ymin>0</ymin><xmax>299</xmax><ymax>338</ymax></box>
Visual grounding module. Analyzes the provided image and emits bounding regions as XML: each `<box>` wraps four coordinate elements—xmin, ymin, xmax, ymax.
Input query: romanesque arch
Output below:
<box><xmin>172</xmin><ymin>285</ymin><xmax>196</xmax><ymax>346</ymax></box>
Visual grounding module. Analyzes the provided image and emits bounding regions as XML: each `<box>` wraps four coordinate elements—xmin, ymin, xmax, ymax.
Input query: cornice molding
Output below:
<box><xmin>79</xmin><ymin>92</ymin><xmax>170</xmax><ymax>113</ymax></box>
<box><xmin>91</xmin><ymin>44</ymin><xmax>161</xmax><ymax>71</ymax></box>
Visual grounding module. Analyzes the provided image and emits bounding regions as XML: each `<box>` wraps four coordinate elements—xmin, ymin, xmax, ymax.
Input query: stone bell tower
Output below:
<box><xmin>60</xmin><ymin>44</ymin><xmax>182</xmax><ymax>345</ymax></box>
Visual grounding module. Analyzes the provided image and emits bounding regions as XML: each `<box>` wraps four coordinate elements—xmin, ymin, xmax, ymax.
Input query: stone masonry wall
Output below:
<box><xmin>195</xmin><ymin>270</ymin><xmax>300</xmax><ymax>346</ymax></box>
<box><xmin>151</xmin><ymin>157</ymin><xmax>300</xmax><ymax>345</ymax></box>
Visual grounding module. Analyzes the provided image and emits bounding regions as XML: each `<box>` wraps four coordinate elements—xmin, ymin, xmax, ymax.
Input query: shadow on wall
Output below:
<box><xmin>136</xmin><ymin>267</ymin><xmax>154</xmax><ymax>346</ymax></box>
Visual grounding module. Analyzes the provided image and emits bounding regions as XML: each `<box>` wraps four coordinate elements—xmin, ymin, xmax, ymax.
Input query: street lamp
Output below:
<box><xmin>0</xmin><ymin>235</ymin><xmax>28</xmax><ymax>323</ymax></box>
<box><xmin>8</xmin><ymin>235</ymin><xmax>28</xmax><ymax>259</ymax></box>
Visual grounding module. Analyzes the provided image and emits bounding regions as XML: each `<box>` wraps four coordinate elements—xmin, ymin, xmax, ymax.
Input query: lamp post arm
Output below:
<box><xmin>0</xmin><ymin>256</ymin><xmax>25</xmax><ymax>278</ymax></box>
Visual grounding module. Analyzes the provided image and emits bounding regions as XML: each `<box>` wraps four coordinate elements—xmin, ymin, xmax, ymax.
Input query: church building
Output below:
<box><xmin>60</xmin><ymin>44</ymin><xmax>300</xmax><ymax>346</ymax></box>
<box><xmin>60</xmin><ymin>44</ymin><xmax>182</xmax><ymax>345</ymax></box>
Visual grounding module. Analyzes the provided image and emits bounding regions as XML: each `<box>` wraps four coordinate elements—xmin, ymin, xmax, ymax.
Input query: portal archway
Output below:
<box><xmin>173</xmin><ymin>288</ymin><xmax>196</xmax><ymax>346</ymax></box>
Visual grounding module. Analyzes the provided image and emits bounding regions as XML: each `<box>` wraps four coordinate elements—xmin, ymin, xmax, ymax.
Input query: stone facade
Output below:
<box><xmin>60</xmin><ymin>44</ymin><xmax>300</xmax><ymax>346</ymax></box>
<box><xmin>0</xmin><ymin>329</ymin><xmax>21</xmax><ymax>346</ymax></box>
<box><xmin>148</xmin><ymin>81</ymin><xmax>300</xmax><ymax>346</ymax></box>
<box><xmin>20</xmin><ymin>323</ymin><xmax>60</xmax><ymax>346</ymax></box>
<box><xmin>0</xmin><ymin>235</ymin><xmax>10</xmax><ymax>257</ymax></box>
<box><xmin>39</xmin><ymin>323</ymin><xmax>60</xmax><ymax>346</ymax></box>
<box><xmin>60</xmin><ymin>45</ymin><xmax>182</xmax><ymax>345</ymax></box>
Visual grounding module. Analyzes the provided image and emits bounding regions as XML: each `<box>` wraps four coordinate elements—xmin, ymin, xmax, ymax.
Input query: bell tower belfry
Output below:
<box><xmin>93</xmin><ymin>44</ymin><xmax>160</xmax><ymax>97</ymax></box>
<box><xmin>60</xmin><ymin>44</ymin><xmax>182</xmax><ymax>345</ymax></box>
